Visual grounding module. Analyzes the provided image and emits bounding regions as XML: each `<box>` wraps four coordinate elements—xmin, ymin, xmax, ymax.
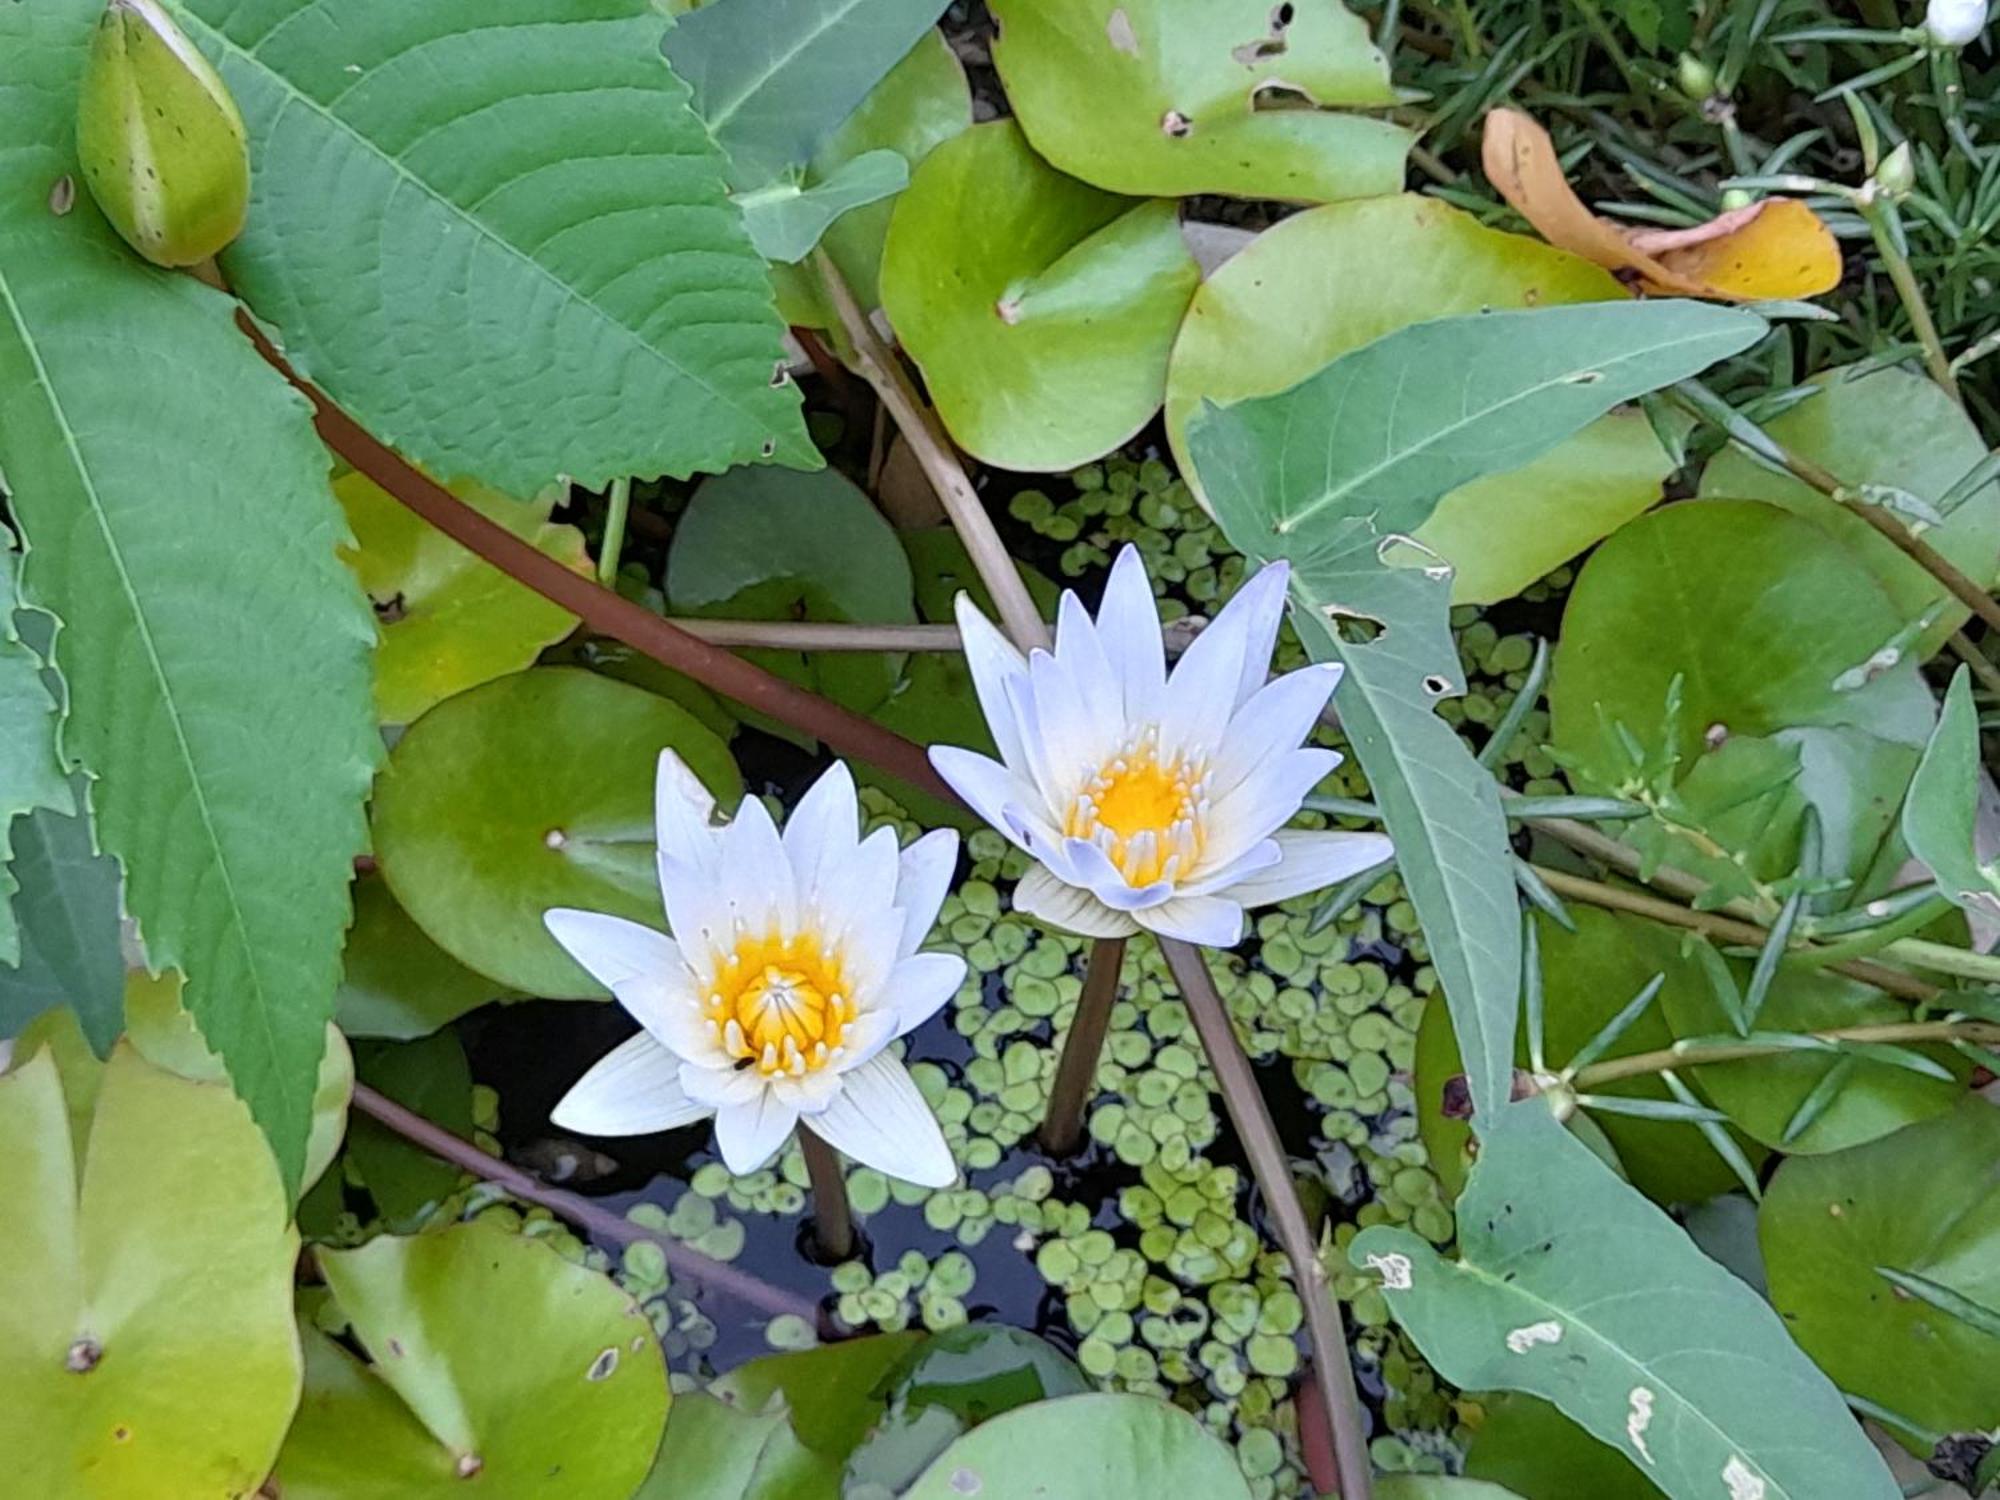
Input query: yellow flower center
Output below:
<box><xmin>704</xmin><ymin>930</ymin><xmax>852</xmax><ymax>1078</ymax></box>
<box><xmin>1063</xmin><ymin>730</ymin><xmax>1209</xmax><ymax>887</ymax></box>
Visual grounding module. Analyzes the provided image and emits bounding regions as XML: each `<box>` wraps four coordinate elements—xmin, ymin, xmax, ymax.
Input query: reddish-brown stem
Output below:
<box><xmin>798</xmin><ymin>1126</ymin><xmax>856</xmax><ymax>1261</ymax></box>
<box><xmin>349</xmin><ymin>1083</ymin><xmax>822</xmax><ymax>1326</ymax></box>
<box><xmin>1040</xmin><ymin>936</ymin><xmax>1126</xmax><ymax>1156</ymax></box>
<box><xmin>234</xmin><ymin>315</ymin><xmax>955</xmax><ymax>805</ymax></box>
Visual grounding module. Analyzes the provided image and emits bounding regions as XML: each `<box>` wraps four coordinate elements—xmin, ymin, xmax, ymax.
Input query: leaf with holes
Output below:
<box><xmin>371</xmin><ymin>668</ymin><xmax>740</xmax><ymax>997</ymax></box>
<box><xmin>1352</xmin><ymin>1100</ymin><xmax>1899</xmax><ymax>1500</ymax></box>
<box><xmin>275</xmin><ymin>1221</ymin><xmax>670</xmax><ymax>1497</ymax></box>
<box><xmin>990</xmin><ymin>0</ymin><xmax>1411</xmax><ymax>203</ymax></box>
<box><xmin>0</xmin><ymin>806</ymin><xmax>124</xmax><ymax>1056</ymax></box>
<box><xmin>0</xmin><ymin>0</ymin><xmax>378</xmax><ymax>1194</ymax></box>
<box><xmin>0</xmin><ymin>548</ymin><xmax>72</xmax><ymax>970</ymax></box>
<box><xmin>175</xmin><ymin>0</ymin><xmax>811</xmax><ymax>493</ymax></box>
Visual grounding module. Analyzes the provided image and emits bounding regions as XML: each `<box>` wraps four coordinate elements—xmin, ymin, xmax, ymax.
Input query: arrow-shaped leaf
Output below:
<box><xmin>1903</xmin><ymin>666</ymin><xmax>2000</xmax><ymax>921</ymax></box>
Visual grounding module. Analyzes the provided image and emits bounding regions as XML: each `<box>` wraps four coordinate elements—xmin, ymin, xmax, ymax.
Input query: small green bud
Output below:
<box><xmin>1675</xmin><ymin>53</ymin><xmax>1717</xmax><ymax>101</ymax></box>
<box><xmin>1719</xmin><ymin>187</ymin><xmax>1754</xmax><ymax>212</ymax></box>
<box><xmin>77</xmin><ymin>0</ymin><xmax>249</xmax><ymax>267</ymax></box>
<box><xmin>1874</xmin><ymin>140</ymin><xmax>1916</xmax><ymax>200</ymax></box>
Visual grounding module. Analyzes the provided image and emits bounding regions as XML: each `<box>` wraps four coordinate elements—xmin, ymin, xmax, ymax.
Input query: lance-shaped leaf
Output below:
<box><xmin>1</xmin><ymin>0</ymin><xmax>378</xmax><ymax>1192</ymax></box>
<box><xmin>666</xmin><ymin>0</ymin><xmax>950</xmax><ymax>185</ymax></box>
<box><xmin>1191</xmin><ymin>299</ymin><xmax>1764</xmax><ymax>1120</ymax></box>
<box><xmin>737</xmin><ymin>149</ymin><xmax>908</xmax><ymax>264</ymax></box>
<box><xmin>176</xmin><ymin>0</ymin><xmax>811</xmax><ymax>495</ymax></box>
<box><xmin>0</xmin><ymin>549</ymin><xmax>73</xmax><ymax>968</ymax></box>
<box><xmin>1351</xmin><ymin>1101</ymin><xmax>1900</xmax><ymax>1500</ymax></box>
<box><xmin>1904</xmin><ymin>667</ymin><xmax>2000</xmax><ymax>921</ymax></box>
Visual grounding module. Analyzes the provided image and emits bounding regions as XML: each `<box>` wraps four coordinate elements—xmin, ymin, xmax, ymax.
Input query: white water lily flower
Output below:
<box><xmin>547</xmin><ymin>756</ymin><xmax>963</xmax><ymax>1188</ymax></box>
<box><xmin>1927</xmin><ymin>0</ymin><xmax>1987</xmax><ymax>46</ymax></box>
<box><xmin>930</xmin><ymin>546</ymin><xmax>1394</xmax><ymax>948</ymax></box>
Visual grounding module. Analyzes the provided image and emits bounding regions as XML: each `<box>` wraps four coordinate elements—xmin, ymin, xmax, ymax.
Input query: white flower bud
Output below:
<box><xmin>1927</xmin><ymin>0</ymin><xmax>1989</xmax><ymax>47</ymax></box>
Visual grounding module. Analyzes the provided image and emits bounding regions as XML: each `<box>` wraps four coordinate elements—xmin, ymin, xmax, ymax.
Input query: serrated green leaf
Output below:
<box><xmin>1192</xmin><ymin>299</ymin><xmax>1760</xmax><ymax>1123</ymax></box>
<box><xmin>0</xmin><ymin>805</ymin><xmax>123</xmax><ymax>1056</ymax></box>
<box><xmin>0</xmin><ymin>548</ymin><xmax>74</xmax><ymax>968</ymax></box>
<box><xmin>881</xmin><ymin>121</ymin><xmax>1200</xmax><ymax>471</ymax></box>
<box><xmin>1904</xmin><ymin>667</ymin><xmax>2000</xmax><ymax>921</ymax></box>
<box><xmin>0</xmin><ymin>1045</ymin><xmax>302</xmax><ymax>1496</ymax></box>
<box><xmin>737</xmin><ymin>148</ymin><xmax>908</xmax><ymax>264</ymax></box>
<box><xmin>1165</xmin><ymin>195</ymin><xmax>1682</xmax><ymax>605</ymax></box>
<box><xmin>176</xmin><ymin>0</ymin><xmax>812</xmax><ymax>494</ymax></box>
<box><xmin>277</xmin><ymin>1222</ymin><xmax>670</xmax><ymax>1497</ymax></box>
<box><xmin>1352</xmin><ymin>1100</ymin><xmax>1899</xmax><ymax>1500</ymax></box>
<box><xmin>1</xmin><ymin>0</ymin><xmax>378</xmax><ymax>1194</ymax></box>
<box><xmin>666</xmin><ymin>0</ymin><xmax>950</xmax><ymax>184</ymax></box>
<box><xmin>989</xmin><ymin>0</ymin><xmax>1411</xmax><ymax>203</ymax></box>
<box><xmin>336</xmin><ymin>873</ymin><xmax>509</xmax><ymax>1040</ymax></box>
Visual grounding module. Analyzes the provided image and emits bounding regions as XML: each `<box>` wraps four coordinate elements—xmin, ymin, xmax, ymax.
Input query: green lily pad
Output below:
<box><xmin>989</xmin><ymin>0</ymin><xmax>1411</xmax><ymax>203</ymax></box>
<box><xmin>337</xmin><ymin>471</ymin><xmax>592</xmax><ymax>726</ymax></box>
<box><xmin>666</xmin><ymin>464</ymin><xmax>917</xmax><ymax>727</ymax></box>
<box><xmin>1164</xmin><ymin>194</ymin><xmax>1671</xmax><ymax>603</ymax></box>
<box><xmin>881</xmin><ymin>121</ymin><xmax>1201</xmax><ymax>472</ymax></box>
<box><xmin>637</xmin><ymin>1388</ymin><xmax>825</xmax><ymax>1500</ymax></box>
<box><xmin>1463</xmin><ymin>1394</ymin><xmax>1653</xmax><ymax>1499</ymax></box>
<box><xmin>336</xmin><ymin>872</ymin><xmax>510</xmax><ymax>1040</ymax></box>
<box><xmin>1761</xmin><ymin>1099</ymin><xmax>2000</xmax><ymax>1444</ymax></box>
<box><xmin>372</xmin><ymin>667</ymin><xmax>740</xmax><ymax>997</ymax></box>
<box><xmin>123</xmin><ymin>968</ymin><xmax>353</xmax><ymax>1197</ymax></box>
<box><xmin>771</xmin><ymin>30</ymin><xmax>972</xmax><ymax>323</ymax></box>
<box><xmin>1903</xmin><ymin>668</ymin><xmax>2000</xmax><ymax>922</ymax></box>
<box><xmin>276</xmin><ymin>1221</ymin><xmax>670</xmax><ymax>1497</ymax></box>
<box><xmin>1415</xmin><ymin>907</ymin><xmax>1752</xmax><ymax>1205</ymax></box>
<box><xmin>1550</xmin><ymin>500</ymin><xmax>1934</xmax><ymax>895</ymax></box>
<box><xmin>1698</xmin><ymin>366</ymin><xmax>2000</xmax><ymax>655</ymax></box>
<box><xmin>901</xmin><ymin>1392</ymin><xmax>1252</xmax><ymax>1499</ymax></box>
<box><xmin>0</xmin><ymin>1045</ymin><xmax>301</xmax><ymax>1497</ymax></box>
<box><xmin>1660</xmin><ymin>954</ymin><xmax>1969</xmax><ymax>1154</ymax></box>
<box><xmin>345</xmin><ymin>1032</ymin><xmax>476</xmax><ymax>1228</ymax></box>
<box><xmin>710</xmin><ymin>1331</ymin><xmax>923</xmax><ymax>1456</ymax></box>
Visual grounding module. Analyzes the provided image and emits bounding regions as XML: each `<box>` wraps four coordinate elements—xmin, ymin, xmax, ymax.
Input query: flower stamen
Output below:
<box><xmin>1063</xmin><ymin>728</ymin><xmax>1210</xmax><ymax>887</ymax></box>
<box><xmin>705</xmin><ymin>931</ymin><xmax>851</xmax><ymax>1078</ymax></box>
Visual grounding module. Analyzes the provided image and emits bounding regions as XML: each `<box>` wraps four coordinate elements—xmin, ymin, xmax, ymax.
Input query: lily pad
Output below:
<box><xmin>1463</xmin><ymin>1394</ymin><xmax>1654</xmax><ymax>1499</ymax></box>
<box><xmin>0</xmin><ymin>1045</ymin><xmax>301</xmax><ymax>1498</ymax></box>
<box><xmin>1416</xmin><ymin>907</ymin><xmax>1752</xmax><ymax>1206</ymax></box>
<box><xmin>1698</xmin><ymin>366</ymin><xmax>2000</xmax><ymax>655</ymax></box>
<box><xmin>1164</xmin><ymin>194</ymin><xmax>1672</xmax><ymax>603</ymax></box>
<box><xmin>345</xmin><ymin>1032</ymin><xmax>476</xmax><ymax>1227</ymax></box>
<box><xmin>337</xmin><ymin>471</ymin><xmax>592</xmax><ymax>726</ymax></box>
<box><xmin>638</xmin><ymin>1389</ymin><xmax>824</xmax><ymax>1500</ymax></box>
<box><xmin>666</xmin><ymin>464</ymin><xmax>917</xmax><ymax>725</ymax></box>
<box><xmin>276</xmin><ymin>1221</ymin><xmax>670</xmax><ymax>1497</ymax></box>
<box><xmin>1659</xmin><ymin>940</ymin><xmax>1970</xmax><ymax>1155</ymax></box>
<box><xmin>881</xmin><ymin>121</ymin><xmax>1201</xmax><ymax>471</ymax></box>
<box><xmin>1549</xmin><ymin>501</ymin><xmax>1934</xmax><ymax>892</ymax></box>
<box><xmin>123</xmin><ymin>968</ymin><xmax>353</xmax><ymax>1197</ymax></box>
<box><xmin>1904</xmin><ymin>668</ymin><xmax>2000</xmax><ymax>922</ymax></box>
<box><xmin>989</xmin><ymin>0</ymin><xmax>1412</xmax><ymax>203</ymax></box>
<box><xmin>371</xmin><ymin>667</ymin><xmax>741</xmax><ymax>997</ymax></box>
<box><xmin>710</xmin><ymin>1331</ymin><xmax>923</xmax><ymax>1456</ymax></box>
<box><xmin>336</xmin><ymin>872</ymin><xmax>510</xmax><ymax>1040</ymax></box>
<box><xmin>1761</xmin><ymin>1099</ymin><xmax>2000</xmax><ymax>1444</ymax></box>
<box><xmin>901</xmin><ymin>1392</ymin><xmax>1252</xmax><ymax>1499</ymax></box>
<box><xmin>772</xmin><ymin>30</ymin><xmax>973</xmax><ymax>323</ymax></box>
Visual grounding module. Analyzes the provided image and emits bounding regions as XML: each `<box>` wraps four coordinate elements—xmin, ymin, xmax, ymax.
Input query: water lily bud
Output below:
<box><xmin>76</xmin><ymin>0</ymin><xmax>249</xmax><ymax>267</ymax></box>
<box><xmin>1926</xmin><ymin>0</ymin><xmax>1989</xmax><ymax>46</ymax></box>
<box><xmin>1875</xmin><ymin>140</ymin><xmax>1916</xmax><ymax>200</ymax></box>
<box><xmin>1676</xmin><ymin>53</ymin><xmax>1717</xmax><ymax>101</ymax></box>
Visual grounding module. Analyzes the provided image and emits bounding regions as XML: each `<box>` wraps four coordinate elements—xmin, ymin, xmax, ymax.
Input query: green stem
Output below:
<box><xmin>1781</xmin><ymin>893</ymin><xmax>1953</xmax><ymax>970</ymax></box>
<box><xmin>1877</xmin><ymin>935</ymin><xmax>2000</xmax><ymax>987</ymax></box>
<box><xmin>597</xmin><ymin>476</ymin><xmax>631</xmax><ymax>587</ymax></box>
<box><xmin>1857</xmin><ymin>193</ymin><xmax>1962</xmax><ymax>405</ymax></box>
<box><xmin>1569</xmin><ymin>1019</ymin><xmax>2000</xmax><ymax>1090</ymax></box>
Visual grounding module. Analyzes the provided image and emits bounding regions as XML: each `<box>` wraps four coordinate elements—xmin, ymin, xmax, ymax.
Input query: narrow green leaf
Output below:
<box><xmin>1575</xmin><ymin>1092</ymin><xmax>1733</xmax><ymax>1124</ymax></box>
<box><xmin>1779</xmin><ymin>1054</ymin><xmax>1856</xmax><ymax>1144</ymax></box>
<box><xmin>1501</xmin><ymin>794</ymin><xmax>1646</xmax><ymax>821</ymax></box>
<box><xmin>0</xmin><ymin>549</ymin><xmax>73</xmax><ymax>966</ymax></box>
<box><xmin>1660</xmin><ymin>1070</ymin><xmax>1762</xmax><ymax>1200</ymax></box>
<box><xmin>1353</xmin><ymin>1101</ymin><xmax>1901</xmax><ymax>1500</ymax></box>
<box><xmin>666</xmin><ymin>0</ymin><xmax>949</xmax><ymax>184</ymax></box>
<box><xmin>1743</xmin><ymin>881</ymin><xmax>1805</xmax><ymax>1030</ymax></box>
<box><xmin>1566</xmin><ymin>974</ymin><xmax>1667</xmax><ymax>1076</ymax></box>
<box><xmin>177</xmin><ymin>0</ymin><xmax>811</xmax><ymax>494</ymax></box>
<box><xmin>1513</xmin><ymin>858</ymin><xmax>1575</xmax><ymax>933</ymax></box>
<box><xmin>1</xmin><ymin>0</ymin><xmax>378</xmax><ymax>1192</ymax></box>
<box><xmin>1478</xmin><ymin>638</ymin><xmax>1549</xmax><ymax>770</ymax></box>
<box><xmin>1522</xmin><ymin>913</ymin><xmax>1547</xmax><ymax>1076</ymax></box>
<box><xmin>1874</xmin><ymin>1267</ymin><xmax>2000</xmax><ymax>1341</ymax></box>
<box><xmin>1688</xmin><ymin>934</ymin><xmax>1750</xmax><ymax>1036</ymax></box>
<box><xmin>1306</xmin><ymin>853</ymin><xmax>1395</xmax><ymax>935</ymax></box>
<box><xmin>736</xmin><ymin>149</ymin><xmax>907</xmax><ymax>263</ymax></box>
<box><xmin>1904</xmin><ymin>667</ymin><xmax>2000</xmax><ymax>921</ymax></box>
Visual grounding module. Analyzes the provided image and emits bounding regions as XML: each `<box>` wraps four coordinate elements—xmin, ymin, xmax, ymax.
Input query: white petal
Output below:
<box><xmin>887</xmin><ymin>951</ymin><xmax>967</xmax><ymax>1036</ymax></box>
<box><xmin>1063</xmin><ymin>838</ymin><xmax>1175</xmax><ymax>912</ymax></box>
<box><xmin>895</xmin><ymin>828</ymin><xmax>959</xmax><ymax>957</ymax></box>
<box><xmin>657</xmin><ymin>851</ymin><xmax>730</xmax><ymax>971</ymax></box>
<box><xmin>1026</xmin><ymin>646</ymin><xmax>1106</xmax><ymax>798</ymax></box>
<box><xmin>834</xmin><ymin>904</ymin><xmax>905</xmax><ymax>1021</ymax></box>
<box><xmin>1095</xmin><ymin>546</ymin><xmax>1166</xmax><ymax>724</ymax></box>
<box><xmin>1002</xmin><ymin>665</ymin><xmax>1068</xmax><ymax>813</ymax></box>
<box><xmin>783</xmin><ymin>761</ymin><xmax>860</xmax><ymax>914</ymax></box>
<box><xmin>712</xmin><ymin>1092</ymin><xmax>801</xmax><ymax>1175</ymax></box>
<box><xmin>550</xmin><ymin>1033</ymin><xmax>711</xmax><ymax>1137</ymax></box>
<box><xmin>1209</xmin><ymin>664</ymin><xmax>1342</xmax><ymax>802</ymax></box>
<box><xmin>1160</xmin><ymin>592</ymin><xmax>1251</xmax><ymax>763</ymax></box>
<box><xmin>833</xmin><ymin>1005</ymin><xmax>898</xmax><ymax>1069</ymax></box>
<box><xmin>1175</xmin><ymin>837</ymin><xmax>1284</xmax><ymax>899</ymax></box>
<box><xmin>1211</xmin><ymin>560</ymin><xmax>1291</xmax><ymax>709</ymax></box>
<box><xmin>544</xmin><ymin>908</ymin><xmax>682</xmax><ymax>1019</ymax></box>
<box><xmin>721</xmin><ymin>794</ymin><xmax>795</xmax><ymax>933</ymax></box>
<box><xmin>1135</xmin><ymin>893</ymin><xmax>1246</xmax><ymax>947</ymax></box>
<box><xmin>820</xmin><ymin>825</ymin><xmax>902</xmax><ymax>955</ymax></box>
<box><xmin>1202</xmin><ymin>747</ymin><xmax>1344</xmax><ymax>867</ymax></box>
<box><xmin>1014</xmin><ymin>865</ymin><xmax>1142</xmax><ymax>939</ymax></box>
<box><xmin>681</xmin><ymin>1059</ymin><xmax>765</xmax><ymax>1109</ymax></box>
<box><xmin>954</xmin><ymin>592</ymin><xmax>1032</xmax><ymax>769</ymax></box>
<box><xmin>804</xmin><ymin>1054</ymin><xmax>958</xmax><ymax>1188</ymax></box>
<box><xmin>930</xmin><ymin>746</ymin><xmax>1041</xmax><ymax>852</ymax></box>
<box><xmin>1218</xmin><ymin>829</ymin><xmax>1395</xmax><ymax>909</ymax></box>
<box><xmin>1054</xmin><ymin>589</ymin><xmax>1125</xmax><ymax>752</ymax></box>
<box><xmin>655</xmin><ymin>751</ymin><xmax>720</xmax><ymax>872</ymax></box>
